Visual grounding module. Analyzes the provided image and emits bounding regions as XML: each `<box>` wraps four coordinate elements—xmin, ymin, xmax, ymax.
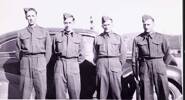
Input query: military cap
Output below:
<box><xmin>102</xmin><ymin>16</ymin><xmax>113</xmax><ymax>23</ymax></box>
<box><xmin>63</xmin><ymin>13</ymin><xmax>75</xmax><ymax>21</ymax></box>
<box><xmin>142</xmin><ymin>14</ymin><xmax>154</xmax><ymax>22</ymax></box>
<box><xmin>24</xmin><ymin>8</ymin><xmax>37</xmax><ymax>15</ymax></box>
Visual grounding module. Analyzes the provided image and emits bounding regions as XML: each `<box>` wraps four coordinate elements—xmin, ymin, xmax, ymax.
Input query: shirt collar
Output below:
<box><xmin>143</xmin><ymin>31</ymin><xmax>155</xmax><ymax>40</ymax></box>
<box><xmin>27</xmin><ymin>24</ymin><xmax>38</xmax><ymax>30</ymax></box>
<box><xmin>103</xmin><ymin>31</ymin><xmax>113</xmax><ymax>38</ymax></box>
<box><xmin>62</xmin><ymin>29</ymin><xmax>74</xmax><ymax>37</ymax></box>
<box><xmin>26</xmin><ymin>25</ymin><xmax>39</xmax><ymax>34</ymax></box>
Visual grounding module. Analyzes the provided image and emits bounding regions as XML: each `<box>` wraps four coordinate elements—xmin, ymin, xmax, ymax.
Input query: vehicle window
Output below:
<box><xmin>81</xmin><ymin>33</ymin><xmax>95</xmax><ymax>63</ymax></box>
<box><xmin>0</xmin><ymin>39</ymin><xmax>17</xmax><ymax>52</ymax></box>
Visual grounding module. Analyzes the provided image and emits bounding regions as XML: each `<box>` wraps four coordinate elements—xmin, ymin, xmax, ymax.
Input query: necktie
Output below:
<box><xmin>146</xmin><ymin>34</ymin><xmax>150</xmax><ymax>57</ymax></box>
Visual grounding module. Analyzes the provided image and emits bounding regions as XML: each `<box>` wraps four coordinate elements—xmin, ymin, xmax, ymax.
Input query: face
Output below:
<box><xmin>143</xmin><ymin>19</ymin><xmax>154</xmax><ymax>33</ymax></box>
<box><xmin>102</xmin><ymin>19</ymin><xmax>112</xmax><ymax>33</ymax></box>
<box><xmin>25</xmin><ymin>10</ymin><xmax>37</xmax><ymax>26</ymax></box>
<box><xmin>64</xmin><ymin>17</ymin><xmax>74</xmax><ymax>31</ymax></box>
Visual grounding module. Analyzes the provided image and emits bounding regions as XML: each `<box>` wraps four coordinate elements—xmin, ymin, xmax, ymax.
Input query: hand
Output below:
<box><xmin>92</xmin><ymin>61</ymin><xmax>96</xmax><ymax>66</ymax></box>
<box><xmin>134</xmin><ymin>76</ymin><xmax>140</xmax><ymax>83</ymax></box>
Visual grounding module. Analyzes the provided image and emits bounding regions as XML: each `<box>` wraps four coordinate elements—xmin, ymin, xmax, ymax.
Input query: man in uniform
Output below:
<box><xmin>93</xmin><ymin>16</ymin><xmax>127</xmax><ymax>99</ymax></box>
<box><xmin>16</xmin><ymin>8</ymin><xmax>52</xmax><ymax>99</ymax></box>
<box><xmin>132</xmin><ymin>15</ymin><xmax>170</xmax><ymax>100</ymax></box>
<box><xmin>53</xmin><ymin>13</ymin><xmax>85</xmax><ymax>99</ymax></box>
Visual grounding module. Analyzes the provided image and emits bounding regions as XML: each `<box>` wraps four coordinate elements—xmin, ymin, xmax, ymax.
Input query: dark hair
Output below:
<box><xmin>24</xmin><ymin>8</ymin><xmax>37</xmax><ymax>15</ymax></box>
<box><xmin>64</xmin><ymin>16</ymin><xmax>75</xmax><ymax>21</ymax></box>
<box><xmin>63</xmin><ymin>13</ymin><xmax>75</xmax><ymax>21</ymax></box>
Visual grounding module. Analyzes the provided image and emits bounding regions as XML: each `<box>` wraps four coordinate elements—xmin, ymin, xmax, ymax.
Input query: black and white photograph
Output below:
<box><xmin>0</xmin><ymin>0</ymin><xmax>182</xmax><ymax>99</ymax></box>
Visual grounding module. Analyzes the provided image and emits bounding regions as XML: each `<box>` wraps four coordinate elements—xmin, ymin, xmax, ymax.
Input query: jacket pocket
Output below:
<box><xmin>20</xmin><ymin>34</ymin><xmax>30</xmax><ymax>50</ymax></box>
<box><xmin>73</xmin><ymin>40</ymin><xmax>80</xmax><ymax>55</ymax></box>
<box><xmin>110</xmin><ymin>41</ymin><xmax>120</xmax><ymax>55</ymax></box>
<box><xmin>36</xmin><ymin>35</ymin><xmax>45</xmax><ymax>41</ymax></box>
<box><xmin>151</xmin><ymin>40</ymin><xmax>164</xmax><ymax>56</ymax></box>
<box><xmin>137</xmin><ymin>41</ymin><xmax>148</xmax><ymax>55</ymax></box>
<box><xmin>97</xmin><ymin>42</ymin><xmax>106</xmax><ymax>54</ymax></box>
<box><xmin>36</xmin><ymin>35</ymin><xmax>46</xmax><ymax>50</ymax></box>
<box><xmin>56</xmin><ymin>39</ymin><xmax>64</xmax><ymax>52</ymax></box>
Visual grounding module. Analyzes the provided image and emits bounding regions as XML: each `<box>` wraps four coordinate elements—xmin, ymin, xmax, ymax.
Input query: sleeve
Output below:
<box><xmin>16</xmin><ymin>32</ymin><xmax>21</xmax><ymax>60</ymax></box>
<box><xmin>78</xmin><ymin>35</ymin><xmax>85</xmax><ymax>63</ymax></box>
<box><xmin>52</xmin><ymin>33</ymin><xmax>57</xmax><ymax>54</ymax></box>
<box><xmin>45</xmin><ymin>31</ymin><xmax>52</xmax><ymax>63</ymax></box>
<box><xmin>162</xmin><ymin>36</ymin><xmax>176</xmax><ymax>65</ymax></box>
<box><xmin>53</xmin><ymin>32</ymin><xmax>61</xmax><ymax>55</ymax></box>
<box><xmin>93</xmin><ymin>38</ymin><xmax>98</xmax><ymax>64</ymax></box>
<box><xmin>119</xmin><ymin>37</ymin><xmax>127</xmax><ymax>66</ymax></box>
<box><xmin>132</xmin><ymin>38</ymin><xmax>138</xmax><ymax>77</ymax></box>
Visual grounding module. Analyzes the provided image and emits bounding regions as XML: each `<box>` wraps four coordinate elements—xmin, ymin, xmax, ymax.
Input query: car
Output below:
<box><xmin>0</xmin><ymin>28</ymin><xmax>182</xmax><ymax>99</ymax></box>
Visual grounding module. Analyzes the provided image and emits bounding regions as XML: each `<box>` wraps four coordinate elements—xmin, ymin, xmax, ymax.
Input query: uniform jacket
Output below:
<box><xmin>53</xmin><ymin>30</ymin><xmax>85</xmax><ymax>63</ymax></box>
<box><xmin>93</xmin><ymin>32</ymin><xmax>127</xmax><ymax>67</ymax></box>
<box><xmin>16</xmin><ymin>25</ymin><xmax>52</xmax><ymax>63</ymax></box>
<box><xmin>132</xmin><ymin>32</ymin><xmax>171</xmax><ymax>75</ymax></box>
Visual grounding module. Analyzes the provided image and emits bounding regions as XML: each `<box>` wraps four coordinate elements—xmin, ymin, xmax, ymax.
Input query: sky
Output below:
<box><xmin>0</xmin><ymin>0</ymin><xmax>182</xmax><ymax>36</ymax></box>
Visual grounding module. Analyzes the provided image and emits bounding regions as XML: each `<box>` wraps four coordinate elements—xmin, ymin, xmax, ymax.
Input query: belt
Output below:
<box><xmin>59</xmin><ymin>56</ymin><xmax>78</xmax><ymax>59</ymax></box>
<box><xmin>98</xmin><ymin>56</ymin><xmax>119</xmax><ymax>59</ymax></box>
<box><xmin>22</xmin><ymin>52</ymin><xmax>45</xmax><ymax>57</ymax></box>
<box><xmin>139</xmin><ymin>57</ymin><xmax>163</xmax><ymax>61</ymax></box>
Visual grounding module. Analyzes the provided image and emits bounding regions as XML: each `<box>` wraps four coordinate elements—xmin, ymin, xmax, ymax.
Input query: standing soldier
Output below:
<box><xmin>132</xmin><ymin>15</ymin><xmax>170</xmax><ymax>100</ymax></box>
<box><xmin>93</xmin><ymin>16</ymin><xmax>127</xmax><ymax>99</ymax></box>
<box><xmin>53</xmin><ymin>13</ymin><xmax>85</xmax><ymax>99</ymax></box>
<box><xmin>16</xmin><ymin>8</ymin><xmax>52</xmax><ymax>99</ymax></box>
